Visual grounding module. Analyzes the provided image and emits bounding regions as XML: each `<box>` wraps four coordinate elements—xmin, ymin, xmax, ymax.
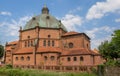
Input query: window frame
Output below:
<box><xmin>48</xmin><ymin>40</ymin><xmax>50</xmax><ymax>46</ymax></box>
<box><xmin>73</xmin><ymin>57</ymin><xmax>77</xmax><ymax>61</ymax></box>
<box><xmin>26</xmin><ymin>56</ymin><xmax>30</xmax><ymax>61</ymax></box>
<box><xmin>69</xmin><ymin>43</ymin><xmax>74</xmax><ymax>48</ymax></box>
<box><xmin>52</xmin><ymin>40</ymin><xmax>54</xmax><ymax>46</ymax></box>
<box><xmin>67</xmin><ymin>57</ymin><xmax>71</xmax><ymax>61</ymax></box>
<box><xmin>44</xmin><ymin>56</ymin><xmax>47</xmax><ymax>61</ymax></box>
<box><xmin>21</xmin><ymin>56</ymin><xmax>24</xmax><ymax>61</ymax></box>
<box><xmin>80</xmin><ymin>56</ymin><xmax>84</xmax><ymax>61</ymax></box>
<box><xmin>15</xmin><ymin>57</ymin><xmax>18</xmax><ymax>61</ymax></box>
<box><xmin>43</xmin><ymin>40</ymin><xmax>46</xmax><ymax>46</ymax></box>
<box><xmin>51</xmin><ymin>56</ymin><xmax>55</xmax><ymax>61</ymax></box>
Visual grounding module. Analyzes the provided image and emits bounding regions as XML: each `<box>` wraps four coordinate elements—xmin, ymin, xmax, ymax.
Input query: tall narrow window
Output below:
<box><xmin>43</xmin><ymin>40</ymin><xmax>46</xmax><ymax>46</ymax></box>
<box><xmin>73</xmin><ymin>57</ymin><xmax>77</xmax><ymax>61</ymax></box>
<box><xmin>28</xmin><ymin>41</ymin><xmax>30</xmax><ymax>47</ymax></box>
<box><xmin>25</xmin><ymin>41</ymin><xmax>27</xmax><ymax>47</ymax></box>
<box><xmin>69</xmin><ymin>43</ymin><xmax>73</xmax><ymax>48</ymax></box>
<box><xmin>80</xmin><ymin>56</ymin><xmax>84</xmax><ymax>61</ymax></box>
<box><xmin>52</xmin><ymin>40</ymin><xmax>54</xmax><ymax>46</ymax></box>
<box><xmin>48</xmin><ymin>40</ymin><xmax>50</xmax><ymax>46</ymax></box>
<box><xmin>67</xmin><ymin>57</ymin><xmax>71</xmax><ymax>61</ymax></box>
<box><xmin>31</xmin><ymin>41</ymin><xmax>33</xmax><ymax>46</ymax></box>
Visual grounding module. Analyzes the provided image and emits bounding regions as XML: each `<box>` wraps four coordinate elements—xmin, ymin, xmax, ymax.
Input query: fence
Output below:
<box><xmin>13</xmin><ymin>65</ymin><xmax>96</xmax><ymax>72</ymax></box>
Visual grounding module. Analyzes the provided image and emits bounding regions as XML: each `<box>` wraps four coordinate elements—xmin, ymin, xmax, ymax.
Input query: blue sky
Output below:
<box><xmin>0</xmin><ymin>0</ymin><xmax>120</xmax><ymax>49</ymax></box>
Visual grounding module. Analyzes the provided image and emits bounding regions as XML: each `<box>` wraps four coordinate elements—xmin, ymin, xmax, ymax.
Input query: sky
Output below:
<box><xmin>0</xmin><ymin>0</ymin><xmax>120</xmax><ymax>49</ymax></box>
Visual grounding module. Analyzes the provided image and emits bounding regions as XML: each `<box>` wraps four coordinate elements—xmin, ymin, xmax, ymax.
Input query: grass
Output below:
<box><xmin>0</xmin><ymin>67</ymin><xmax>97</xmax><ymax>76</ymax></box>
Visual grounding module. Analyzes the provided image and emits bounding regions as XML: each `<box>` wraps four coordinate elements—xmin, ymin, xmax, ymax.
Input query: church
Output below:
<box><xmin>5</xmin><ymin>5</ymin><xmax>102</xmax><ymax>71</ymax></box>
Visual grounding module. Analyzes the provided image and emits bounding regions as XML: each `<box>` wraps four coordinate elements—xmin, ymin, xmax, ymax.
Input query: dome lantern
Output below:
<box><xmin>42</xmin><ymin>5</ymin><xmax>49</xmax><ymax>14</ymax></box>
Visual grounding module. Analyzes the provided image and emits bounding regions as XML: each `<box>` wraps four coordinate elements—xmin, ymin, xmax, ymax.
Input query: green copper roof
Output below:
<box><xmin>23</xmin><ymin>6</ymin><xmax>67</xmax><ymax>31</ymax></box>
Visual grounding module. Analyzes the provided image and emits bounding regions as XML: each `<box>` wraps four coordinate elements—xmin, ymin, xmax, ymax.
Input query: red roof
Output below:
<box><xmin>13</xmin><ymin>47</ymin><xmax>62</xmax><ymax>54</ymax></box>
<box><xmin>5</xmin><ymin>46</ymin><xmax>12</xmax><ymax>51</ymax></box>
<box><xmin>62</xmin><ymin>31</ymin><xmax>79</xmax><ymax>36</ymax></box>
<box><xmin>61</xmin><ymin>48</ymin><xmax>99</xmax><ymax>56</ymax></box>
<box><xmin>7</xmin><ymin>41</ymin><xmax>18</xmax><ymax>45</ymax></box>
<box><xmin>13</xmin><ymin>47</ymin><xmax>34</xmax><ymax>54</ymax></box>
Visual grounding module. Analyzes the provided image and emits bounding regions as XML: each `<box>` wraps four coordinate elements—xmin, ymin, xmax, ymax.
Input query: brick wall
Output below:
<box><xmin>60</xmin><ymin>55</ymin><xmax>94</xmax><ymax>66</ymax></box>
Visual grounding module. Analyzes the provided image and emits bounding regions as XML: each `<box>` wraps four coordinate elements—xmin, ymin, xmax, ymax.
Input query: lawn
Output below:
<box><xmin>0</xmin><ymin>67</ymin><xmax>97</xmax><ymax>76</ymax></box>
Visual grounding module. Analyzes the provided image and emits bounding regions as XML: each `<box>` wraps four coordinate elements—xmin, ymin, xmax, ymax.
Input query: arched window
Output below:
<box><xmin>48</xmin><ymin>40</ymin><xmax>50</xmax><ymax>46</ymax></box>
<box><xmin>21</xmin><ymin>56</ymin><xmax>24</xmax><ymax>61</ymax></box>
<box><xmin>15</xmin><ymin>57</ymin><xmax>18</xmax><ymax>61</ymax></box>
<box><xmin>80</xmin><ymin>56</ymin><xmax>84</xmax><ymax>61</ymax></box>
<box><xmin>44</xmin><ymin>56</ymin><xmax>47</xmax><ymax>61</ymax></box>
<box><xmin>52</xmin><ymin>40</ymin><xmax>54</xmax><ymax>46</ymax></box>
<box><xmin>67</xmin><ymin>57</ymin><xmax>71</xmax><ymax>61</ymax></box>
<box><xmin>73</xmin><ymin>57</ymin><xmax>77</xmax><ymax>61</ymax></box>
<box><xmin>27</xmin><ymin>56</ymin><xmax>30</xmax><ymax>61</ymax></box>
<box><xmin>69</xmin><ymin>43</ymin><xmax>73</xmax><ymax>48</ymax></box>
<box><xmin>28</xmin><ymin>36</ymin><xmax>30</xmax><ymax>39</ymax></box>
<box><xmin>43</xmin><ymin>40</ymin><xmax>46</xmax><ymax>46</ymax></box>
<box><xmin>25</xmin><ymin>41</ymin><xmax>27</xmax><ymax>47</ymax></box>
<box><xmin>51</xmin><ymin>56</ymin><xmax>55</xmax><ymax>61</ymax></box>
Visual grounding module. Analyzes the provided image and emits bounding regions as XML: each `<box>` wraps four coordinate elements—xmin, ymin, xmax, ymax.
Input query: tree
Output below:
<box><xmin>98</xmin><ymin>29</ymin><xmax>120</xmax><ymax>61</ymax></box>
<box><xmin>98</xmin><ymin>41</ymin><xmax>110</xmax><ymax>61</ymax></box>
<box><xmin>0</xmin><ymin>44</ymin><xmax>4</xmax><ymax>58</ymax></box>
<box><xmin>111</xmin><ymin>30</ymin><xmax>120</xmax><ymax>58</ymax></box>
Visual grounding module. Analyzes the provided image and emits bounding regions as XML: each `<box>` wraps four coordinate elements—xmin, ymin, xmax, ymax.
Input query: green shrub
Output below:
<box><xmin>104</xmin><ymin>59</ymin><xmax>120</xmax><ymax>66</ymax></box>
<box><xmin>5</xmin><ymin>64</ymin><xmax>13</xmax><ymax>69</ymax></box>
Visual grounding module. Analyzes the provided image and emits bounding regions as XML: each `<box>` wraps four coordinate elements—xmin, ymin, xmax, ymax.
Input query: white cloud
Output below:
<box><xmin>0</xmin><ymin>16</ymin><xmax>32</xmax><ymax>36</ymax></box>
<box><xmin>86</xmin><ymin>0</ymin><xmax>120</xmax><ymax>20</ymax></box>
<box><xmin>69</xmin><ymin>7</ymin><xmax>82</xmax><ymax>14</ymax></box>
<box><xmin>84</xmin><ymin>25</ymin><xmax>118</xmax><ymax>49</ymax></box>
<box><xmin>85</xmin><ymin>26</ymin><xmax>111</xmax><ymax>39</ymax></box>
<box><xmin>61</xmin><ymin>14</ymin><xmax>83</xmax><ymax>31</ymax></box>
<box><xmin>0</xmin><ymin>11</ymin><xmax>12</xmax><ymax>16</ymax></box>
<box><xmin>85</xmin><ymin>28</ymin><xmax>99</xmax><ymax>39</ymax></box>
<box><xmin>0</xmin><ymin>22</ymin><xmax>8</xmax><ymax>27</ymax></box>
<box><xmin>115</xmin><ymin>18</ymin><xmax>120</xmax><ymax>22</ymax></box>
<box><xmin>91</xmin><ymin>36</ymin><xmax>111</xmax><ymax>49</ymax></box>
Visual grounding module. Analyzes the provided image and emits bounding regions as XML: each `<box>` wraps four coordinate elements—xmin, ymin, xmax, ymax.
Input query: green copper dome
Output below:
<box><xmin>23</xmin><ymin>6</ymin><xmax>67</xmax><ymax>32</ymax></box>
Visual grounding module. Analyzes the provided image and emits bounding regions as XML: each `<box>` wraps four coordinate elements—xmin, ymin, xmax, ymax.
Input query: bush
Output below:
<box><xmin>106</xmin><ymin>60</ymin><xmax>115</xmax><ymax>66</ymax></box>
<box><xmin>90</xmin><ymin>67</ymin><xmax>97</xmax><ymax>75</ymax></box>
<box><xmin>5</xmin><ymin>64</ymin><xmax>13</xmax><ymax>69</ymax></box>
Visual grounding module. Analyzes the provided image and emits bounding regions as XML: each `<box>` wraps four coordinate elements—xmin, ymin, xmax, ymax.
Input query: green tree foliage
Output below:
<box><xmin>111</xmin><ymin>30</ymin><xmax>120</xmax><ymax>58</ymax></box>
<box><xmin>98</xmin><ymin>41</ymin><xmax>109</xmax><ymax>60</ymax></box>
<box><xmin>0</xmin><ymin>44</ymin><xmax>4</xmax><ymax>58</ymax></box>
<box><xmin>98</xmin><ymin>30</ymin><xmax>120</xmax><ymax>61</ymax></box>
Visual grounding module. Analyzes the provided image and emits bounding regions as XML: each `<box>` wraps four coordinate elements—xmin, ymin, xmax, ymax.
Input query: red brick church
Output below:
<box><xmin>5</xmin><ymin>5</ymin><xmax>102</xmax><ymax>71</ymax></box>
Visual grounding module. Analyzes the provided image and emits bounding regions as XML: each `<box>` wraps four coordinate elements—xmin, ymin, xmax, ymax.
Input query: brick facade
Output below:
<box><xmin>5</xmin><ymin>6</ymin><xmax>102</xmax><ymax>71</ymax></box>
